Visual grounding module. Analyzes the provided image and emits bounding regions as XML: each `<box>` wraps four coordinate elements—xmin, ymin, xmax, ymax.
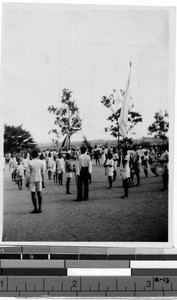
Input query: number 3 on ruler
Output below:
<box><xmin>146</xmin><ymin>280</ymin><xmax>151</xmax><ymax>288</ymax></box>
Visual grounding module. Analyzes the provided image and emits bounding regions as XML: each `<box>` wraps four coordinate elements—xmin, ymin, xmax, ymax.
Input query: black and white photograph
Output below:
<box><xmin>1</xmin><ymin>2</ymin><xmax>175</xmax><ymax>243</ymax></box>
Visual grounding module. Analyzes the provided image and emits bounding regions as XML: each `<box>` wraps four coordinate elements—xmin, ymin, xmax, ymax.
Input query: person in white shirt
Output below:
<box><xmin>46</xmin><ymin>152</ymin><xmax>53</xmax><ymax>180</ymax></box>
<box><xmin>56</xmin><ymin>153</ymin><xmax>65</xmax><ymax>185</ymax></box>
<box><xmin>9</xmin><ymin>155</ymin><xmax>16</xmax><ymax>181</ymax></box>
<box><xmin>142</xmin><ymin>151</ymin><xmax>149</xmax><ymax>178</ymax></box>
<box><xmin>132</xmin><ymin>146</ymin><xmax>140</xmax><ymax>186</ymax></box>
<box><xmin>104</xmin><ymin>152</ymin><xmax>114</xmax><ymax>189</ymax></box>
<box><xmin>158</xmin><ymin>145</ymin><xmax>169</xmax><ymax>191</ymax></box>
<box><xmin>40</xmin><ymin>153</ymin><xmax>47</xmax><ymax>188</ymax></box>
<box><xmin>22</xmin><ymin>153</ymin><xmax>29</xmax><ymax>177</ymax></box>
<box><xmin>51</xmin><ymin>157</ymin><xmax>57</xmax><ymax>183</ymax></box>
<box><xmin>16</xmin><ymin>158</ymin><xmax>24</xmax><ymax>190</ymax></box>
<box><xmin>120</xmin><ymin>148</ymin><xmax>130</xmax><ymax>198</ymax></box>
<box><xmin>112</xmin><ymin>147</ymin><xmax>119</xmax><ymax>182</ymax></box>
<box><xmin>75</xmin><ymin>146</ymin><xmax>91</xmax><ymax>201</ymax></box>
<box><xmin>27</xmin><ymin>150</ymin><xmax>45</xmax><ymax>214</ymax></box>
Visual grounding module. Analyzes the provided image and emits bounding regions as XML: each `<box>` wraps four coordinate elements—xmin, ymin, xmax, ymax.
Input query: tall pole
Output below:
<box><xmin>117</xmin><ymin>125</ymin><xmax>120</xmax><ymax>149</ymax></box>
<box><xmin>68</xmin><ymin>107</ymin><xmax>71</xmax><ymax>150</ymax></box>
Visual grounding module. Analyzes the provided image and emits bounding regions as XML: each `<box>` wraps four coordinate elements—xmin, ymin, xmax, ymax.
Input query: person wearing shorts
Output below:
<box><xmin>28</xmin><ymin>150</ymin><xmax>45</xmax><ymax>214</ymax></box>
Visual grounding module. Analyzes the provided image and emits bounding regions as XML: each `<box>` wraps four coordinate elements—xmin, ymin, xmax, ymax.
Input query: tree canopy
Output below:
<box><xmin>101</xmin><ymin>89</ymin><xmax>142</xmax><ymax>139</ymax></box>
<box><xmin>48</xmin><ymin>88</ymin><xmax>82</xmax><ymax>149</ymax></box>
<box><xmin>4</xmin><ymin>124</ymin><xmax>36</xmax><ymax>154</ymax></box>
<box><xmin>148</xmin><ymin>110</ymin><xmax>169</xmax><ymax>142</ymax></box>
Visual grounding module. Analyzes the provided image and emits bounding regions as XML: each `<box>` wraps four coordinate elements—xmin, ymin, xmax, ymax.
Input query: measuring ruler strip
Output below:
<box><xmin>0</xmin><ymin>276</ymin><xmax>176</xmax><ymax>297</ymax></box>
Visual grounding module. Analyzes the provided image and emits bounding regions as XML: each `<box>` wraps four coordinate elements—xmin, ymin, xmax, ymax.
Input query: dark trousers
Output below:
<box><xmin>66</xmin><ymin>178</ymin><xmax>71</xmax><ymax>193</ymax></box>
<box><xmin>58</xmin><ymin>173</ymin><xmax>63</xmax><ymax>185</ymax></box>
<box><xmin>162</xmin><ymin>169</ymin><xmax>168</xmax><ymax>189</ymax></box>
<box><xmin>108</xmin><ymin>176</ymin><xmax>112</xmax><ymax>188</ymax></box>
<box><xmin>123</xmin><ymin>178</ymin><xmax>129</xmax><ymax>196</ymax></box>
<box><xmin>135</xmin><ymin>169</ymin><xmax>140</xmax><ymax>185</ymax></box>
<box><xmin>77</xmin><ymin>167</ymin><xmax>89</xmax><ymax>200</ymax></box>
<box><xmin>113</xmin><ymin>170</ymin><xmax>117</xmax><ymax>181</ymax></box>
<box><xmin>31</xmin><ymin>191</ymin><xmax>42</xmax><ymax>211</ymax></box>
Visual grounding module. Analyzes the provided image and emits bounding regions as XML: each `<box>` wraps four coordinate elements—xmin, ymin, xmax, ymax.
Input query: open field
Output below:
<box><xmin>3</xmin><ymin>161</ymin><xmax>168</xmax><ymax>242</ymax></box>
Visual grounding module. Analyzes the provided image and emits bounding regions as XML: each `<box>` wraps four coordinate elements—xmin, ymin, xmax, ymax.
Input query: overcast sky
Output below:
<box><xmin>1</xmin><ymin>3</ymin><xmax>173</xmax><ymax>144</ymax></box>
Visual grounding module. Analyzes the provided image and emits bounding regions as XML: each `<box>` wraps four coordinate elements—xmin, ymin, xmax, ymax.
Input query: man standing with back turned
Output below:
<box><xmin>75</xmin><ymin>146</ymin><xmax>91</xmax><ymax>201</ymax></box>
<box><xmin>28</xmin><ymin>150</ymin><xmax>45</xmax><ymax>213</ymax></box>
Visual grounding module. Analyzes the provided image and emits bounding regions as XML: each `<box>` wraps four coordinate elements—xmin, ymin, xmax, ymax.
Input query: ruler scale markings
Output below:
<box><xmin>44</xmin><ymin>277</ymin><xmax>62</xmax><ymax>291</ymax></box>
<box><xmin>1</xmin><ymin>275</ymin><xmax>177</xmax><ymax>294</ymax></box>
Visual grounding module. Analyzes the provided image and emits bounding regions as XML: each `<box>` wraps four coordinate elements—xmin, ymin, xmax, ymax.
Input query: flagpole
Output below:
<box><xmin>117</xmin><ymin>125</ymin><xmax>120</xmax><ymax>148</ymax></box>
<box><xmin>68</xmin><ymin>108</ymin><xmax>71</xmax><ymax>151</ymax></box>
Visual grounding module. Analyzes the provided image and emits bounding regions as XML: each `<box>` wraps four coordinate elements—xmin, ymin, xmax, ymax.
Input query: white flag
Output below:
<box><xmin>119</xmin><ymin>63</ymin><xmax>132</xmax><ymax>138</ymax></box>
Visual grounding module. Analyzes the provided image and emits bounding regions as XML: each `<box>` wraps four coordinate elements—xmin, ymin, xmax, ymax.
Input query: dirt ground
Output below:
<box><xmin>3</xmin><ymin>161</ymin><xmax>168</xmax><ymax>242</ymax></box>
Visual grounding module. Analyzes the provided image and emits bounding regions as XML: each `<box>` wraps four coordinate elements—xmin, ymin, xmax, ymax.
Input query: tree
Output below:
<box><xmin>82</xmin><ymin>136</ymin><xmax>92</xmax><ymax>149</ymax></box>
<box><xmin>101</xmin><ymin>89</ymin><xmax>142</xmax><ymax>143</ymax></box>
<box><xmin>48</xmin><ymin>89</ymin><xmax>82</xmax><ymax>150</ymax></box>
<box><xmin>4</xmin><ymin>124</ymin><xmax>36</xmax><ymax>154</ymax></box>
<box><xmin>148</xmin><ymin>110</ymin><xmax>169</xmax><ymax>143</ymax></box>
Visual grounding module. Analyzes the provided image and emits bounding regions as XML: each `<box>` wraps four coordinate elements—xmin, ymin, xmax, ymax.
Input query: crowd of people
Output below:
<box><xmin>4</xmin><ymin>143</ymin><xmax>169</xmax><ymax>213</ymax></box>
